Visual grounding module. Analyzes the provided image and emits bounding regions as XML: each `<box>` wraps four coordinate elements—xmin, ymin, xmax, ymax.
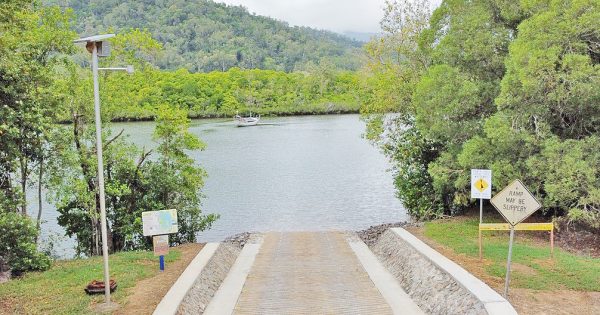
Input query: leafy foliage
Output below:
<box><xmin>0</xmin><ymin>212</ymin><xmax>51</xmax><ymax>274</ymax></box>
<box><xmin>48</xmin><ymin>69</ymin><xmax>219</xmax><ymax>256</ymax></box>
<box><xmin>528</xmin><ymin>136</ymin><xmax>600</xmax><ymax>226</ymax></box>
<box><xmin>0</xmin><ymin>0</ymin><xmax>73</xmax><ymax>273</ymax></box>
<box><xmin>44</xmin><ymin>0</ymin><xmax>363</xmax><ymax>72</ymax></box>
<box><xmin>147</xmin><ymin>106</ymin><xmax>219</xmax><ymax>245</ymax></box>
<box><xmin>497</xmin><ymin>0</ymin><xmax>599</xmax><ymax>139</ymax></box>
<box><xmin>0</xmin><ymin>0</ymin><xmax>75</xmax><ymax>214</ymax></box>
<box><xmin>360</xmin><ymin>0</ymin><xmax>438</xmax><ymax>220</ymax></box>
<box><xmin>362</xmin><ymin>0</ymin><xmax>599</xmax><ymax>227</ymax></box>
<box><xmin>65</xmin><ymin>63</ymin><xmax>362</xmax><ymax>121</ymax></box>
<box><xmin>45</xmin><ymin>30</ymin><xmax>218</xmax><ymax>256</ymax></box>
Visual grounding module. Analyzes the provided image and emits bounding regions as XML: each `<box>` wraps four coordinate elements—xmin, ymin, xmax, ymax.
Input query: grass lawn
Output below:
<box><xmin>424</xmin><ymin>217</ymin><xmax>600</xmax><ymax>291</ymax></box>
<box><xmin>0</xmin><ymin>250</ymin><xmax>180</xmax><ymax>314</ymax></box>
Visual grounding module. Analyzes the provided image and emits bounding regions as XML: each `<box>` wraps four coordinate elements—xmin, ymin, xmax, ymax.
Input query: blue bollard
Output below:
<box><xmin>159</xmin><ymin>255</ymin><xmax>165</xmax><ymax>271</ymax></box>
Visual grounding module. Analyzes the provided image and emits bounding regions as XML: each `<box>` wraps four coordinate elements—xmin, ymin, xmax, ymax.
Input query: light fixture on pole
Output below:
<box><xmin>73</xmin><ymin>34</ymin><xmax>134</xmax><ymax>309</ymax></box>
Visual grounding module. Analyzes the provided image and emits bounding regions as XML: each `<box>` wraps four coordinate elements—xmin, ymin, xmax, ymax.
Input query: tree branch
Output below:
<box><xmin>102</xmin><ymin>129</ymin><xmax>124</xmax><ymax>151</ymax></box>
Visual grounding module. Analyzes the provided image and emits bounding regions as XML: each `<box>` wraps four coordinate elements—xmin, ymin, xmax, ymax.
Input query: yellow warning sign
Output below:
<box><xmin>474</xmin><ymin>178</ymin><xmax>489</xmax><ymax>192</ymax></box>
<box><xmin>491</xmin><ymin>179</ymin><xmax>541</xmax><ymax>226</ymax></box>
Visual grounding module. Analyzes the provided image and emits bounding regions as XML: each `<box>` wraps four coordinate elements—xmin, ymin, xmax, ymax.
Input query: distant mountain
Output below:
<box><xmin>45</xmin><ymin>0</ymin><xmax>364</xmax><ymax>72</ymax></box>
<box><xmin>342</xmin><ymin>31</ymin><xmax>379</xmax><ymax>43</ymax></box>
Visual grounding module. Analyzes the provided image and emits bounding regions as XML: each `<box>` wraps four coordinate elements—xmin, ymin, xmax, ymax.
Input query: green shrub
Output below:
<box><xmin>0</xmin><ymin>212</ymin><xmax>51</xmax><ymax>275</ymax></box>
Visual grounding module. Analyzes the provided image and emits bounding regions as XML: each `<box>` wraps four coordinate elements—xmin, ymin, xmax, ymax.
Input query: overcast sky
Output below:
<box><xmin>216</xmin><ymin>0</ymin><xmax>441</xmax><ymax>34</ymax></box>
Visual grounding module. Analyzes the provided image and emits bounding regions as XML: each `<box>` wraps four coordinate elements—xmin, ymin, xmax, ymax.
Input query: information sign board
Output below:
<box><xmin>142</xmin><ymin>209</ymin><xmax>178</xmax><ymax>236</ymax></box>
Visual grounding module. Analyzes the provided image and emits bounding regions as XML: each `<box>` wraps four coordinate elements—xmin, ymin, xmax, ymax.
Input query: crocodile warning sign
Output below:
<box><xmin>471</xmin><ymin>169</ymin><xmax>492</xmax><ymax>199</ymax></box>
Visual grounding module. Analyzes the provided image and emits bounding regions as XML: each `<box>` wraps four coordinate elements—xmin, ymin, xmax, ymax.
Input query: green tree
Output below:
<box><xmin>496</xmin><ymin>0</ymin><xmax>599</xmax><ymax>139</ymax></box>
<box><xmin>360</xmin><ymin>0</ymin><xmax>442</xmax><ymax>219</ymax></box>
<box><xmin>0</xmin><ymin>212</ymin><xmax>51</xmax><ymax>275</ymax></box>
<box><xmin>466</xmin><ymin>0</ymin><xmax>600</xmax><ymax>226</ymax></box>
<box><xmin>361</xmin><ymin>0</ymin><xmax>532</xmax><ymax>219</ymax></box>
<box><xmin>0</xmin><ymin>0</ymin><xmax>73</xmax><ymax>273</ymax></box>
<box><xmin>0</xmin><ymin>0</ymin><xmax>74</xmax><ymax>214</ymax></box>
<box><xmin>48</xmin><ymin>34</ymin><xmax>218</xmax><ymax>255</ymax></box>
<box><xmin>144</xmin><ymin>106</ymin><xmax>219</xmax><ymax>245</ymax></box>
<box><xmin>370</xmin><ymin>0</ymin><xmax>599</xmax><ymax>227</ymax></box>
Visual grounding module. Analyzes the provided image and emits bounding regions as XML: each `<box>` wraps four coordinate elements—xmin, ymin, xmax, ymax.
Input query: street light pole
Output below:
<box><xmin>91</xmin><ymin>41</ymin><xmax>112</xmax><ymax>303</ymax></box>
<box><xmin>74</xmin><ymin>34</ymin><xmax>133</xmax><ymax>309</ymax></box>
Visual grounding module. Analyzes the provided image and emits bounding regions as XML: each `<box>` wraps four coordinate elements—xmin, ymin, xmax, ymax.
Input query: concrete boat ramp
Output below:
<box><xmin>153</xmin><ymin>228</ymin><xmax>517</xmax><ymax>315</ymax></box>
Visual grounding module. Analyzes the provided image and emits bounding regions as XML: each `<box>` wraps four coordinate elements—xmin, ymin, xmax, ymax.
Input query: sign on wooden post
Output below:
<box><xmin>471</xmin><ymin>169</ymin><xmax>492</xmax><ymax>223</ymax></box>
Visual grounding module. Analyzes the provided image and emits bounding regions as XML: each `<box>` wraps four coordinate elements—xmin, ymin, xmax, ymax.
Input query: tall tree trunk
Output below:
<box><xmin>107</xmin><ymin>223</ymin><xmax>114</xmax><ymax>253</ymax></box>
<box><xmin>19</xmin><ymin>155</ymin><xmax>27</xmax><ymax>216</ymax></box>
<box><xmin>91</xmin><ymin>214</ymin><xmax>99</xmax><ymax>256</ymax></box>
<box><xmin>35</xmin><ymin>158</ymin><xmax>44</xmax><ymax>242</ymax></box>
<box><xmin>0</xmin><ymin>173</ymin><xmax>16</xmax><ymax>212</ymax></box>
<box><xmin>73</xmin><ymin>113</ymin><xmax>101</xmax><ymax>256</ymax></box>
<box><xmin>93</xmin><ymin>196</ymin><xmax>102</xmax><ymax>256</ymax></box>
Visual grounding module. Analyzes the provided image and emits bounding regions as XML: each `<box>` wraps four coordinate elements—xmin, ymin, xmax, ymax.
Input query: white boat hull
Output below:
<box><xmin>235</xmin><ymin>115</ymin><xmax>260</xmax><ymax>127</ymax></box>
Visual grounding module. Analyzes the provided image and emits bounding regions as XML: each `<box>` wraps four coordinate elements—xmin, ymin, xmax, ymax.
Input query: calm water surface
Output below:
<box><xmin>29</xmin><ymin>115</ymin><xmax>406</xmax><ymax>258</ymax></box>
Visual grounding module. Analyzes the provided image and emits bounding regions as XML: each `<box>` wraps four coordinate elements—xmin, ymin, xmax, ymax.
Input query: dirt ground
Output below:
<box><xmin>115</xmin><ymin>243</ymin><xmax>205</xmax><ymax>315</ymax></box>
<box><xmin>404</xmin><ymin>226</ymin><xmax>600</xmax><ymax>315</ymax></box>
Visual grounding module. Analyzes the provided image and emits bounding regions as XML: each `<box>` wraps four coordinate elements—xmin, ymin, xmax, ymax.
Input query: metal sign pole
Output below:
<box><xmin>503</xmin><ymin>225</ymin><xmax>515</xmax><ymax>297</ymax></box>
<box><xmin>92</xmin><ymin>42</ymin><xmax>112</xmax><ymax>303</ymax></box>
<box><xmin>479</xmin><ymin>198</ymin><xmax>483</xmax><ymax>260</ymax></box>
<box><xmin>479</xmin><ymin>198</ymin><xmax>483</xmax><ymax>223</ymax></box>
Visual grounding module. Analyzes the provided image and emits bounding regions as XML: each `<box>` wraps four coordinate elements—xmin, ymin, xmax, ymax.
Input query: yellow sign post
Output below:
<box><xmin>478</xmin><ymin>223</ymin><xmax>554</xmax><ymax>261</ymax></box>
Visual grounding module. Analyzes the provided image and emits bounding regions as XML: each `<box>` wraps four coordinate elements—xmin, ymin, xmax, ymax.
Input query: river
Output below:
<box><xmin>27</xmin><ymin>114</ymin><xmax>407</xmax><ymax>258</ymax></box>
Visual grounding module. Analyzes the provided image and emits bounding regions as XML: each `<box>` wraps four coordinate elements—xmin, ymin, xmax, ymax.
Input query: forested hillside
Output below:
<box><xmin>44</xmin><ymin>0</ymin><xmax>363</xmax><ymax>72</ymax></box>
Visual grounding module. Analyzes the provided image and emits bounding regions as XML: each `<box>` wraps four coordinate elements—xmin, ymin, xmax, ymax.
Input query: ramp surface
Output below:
<box><xmin>233</xmin><ymin>232</ymin><xmax>393</xmax><ymax>314</ymax></box>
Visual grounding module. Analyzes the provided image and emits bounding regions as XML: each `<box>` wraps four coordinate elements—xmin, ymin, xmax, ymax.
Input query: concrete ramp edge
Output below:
<box><xmin>349</xmin><ymin>239</ymin><xmax>425</xmax><ymax>315</ymax></box>
<box><xmin>203</xmin><ymin>236</ymin><xmax>264</xmax><ymax>315</ymax></box>
<box><xmin>390</xmin><ymin>228</ymin><xmax>518</xmax><ymax>315</ymax></box>
<box><xmin>153</xmin><ymin>242</ymin><xmax>220</xmax><ymax>315</ymax></box>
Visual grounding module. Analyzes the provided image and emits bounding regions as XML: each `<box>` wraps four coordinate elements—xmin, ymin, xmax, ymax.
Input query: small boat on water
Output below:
<box><xmin>235</xmin><ymin>113</ymin><xmax>260</xmax><ymax>127</ymax></box>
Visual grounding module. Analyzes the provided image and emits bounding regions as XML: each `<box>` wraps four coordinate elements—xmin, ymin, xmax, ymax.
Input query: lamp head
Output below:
<box><xmin>73</xmin><ymin>34</ymin><xmax>116</xmax><ymax>57</ymax></box>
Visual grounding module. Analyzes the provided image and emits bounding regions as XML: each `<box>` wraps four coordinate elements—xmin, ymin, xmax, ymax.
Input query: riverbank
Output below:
<box><xmin>56</xmin><ymin>103</ymin><xmax>361</xmax><ymax>123</ymax></box>
<box><xmin>391</xmin><ymin>216</ymin><xmax>600</xmax><ymax>314</ymax></box>
<box><xmin>0</xmin><ymin>244</ymin><xmax>203</xmax><ymax>315</ymax></box>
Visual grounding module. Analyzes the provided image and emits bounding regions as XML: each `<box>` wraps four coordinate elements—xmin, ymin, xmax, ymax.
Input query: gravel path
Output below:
<box><xmin>232</xmin><ymin>232</ymin><xmax>393</xmax><ymax>314</ymax></box>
